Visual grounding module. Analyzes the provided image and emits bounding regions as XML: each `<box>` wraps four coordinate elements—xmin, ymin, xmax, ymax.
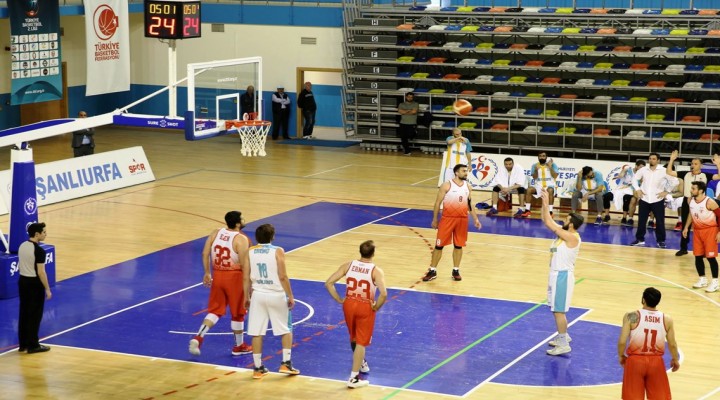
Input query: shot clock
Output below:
<box><xmin>144</xmin><ymin>0</ymin><xmax>201</xmax><ymax>39</ymax></box>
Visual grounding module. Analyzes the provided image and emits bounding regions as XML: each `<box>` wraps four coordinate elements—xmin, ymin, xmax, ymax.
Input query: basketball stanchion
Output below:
<box><xmin>226</xmin><ymin>119</ymin><xmax>271</xmax><ymax>157</ymax></box>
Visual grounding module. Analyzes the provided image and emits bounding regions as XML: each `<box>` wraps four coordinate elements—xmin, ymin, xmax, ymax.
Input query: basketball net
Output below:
<box><xmin>225</xmin><ymin>118</ymin><xmax>270</xmax><ymax>157</ymax></box>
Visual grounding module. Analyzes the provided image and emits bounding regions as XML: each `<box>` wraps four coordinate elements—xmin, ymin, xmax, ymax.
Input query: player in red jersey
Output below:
<box><xmin>189</xmin><ymin>211</ymin><xmax>252</xmax><ymax>356</ymax></box>
<box><xmin>325</xmin><ymin>240</ymin><xmax>388</xmax><ymax>389</ymax></box>
<box><xmin>618</xmin><ymin>287</ymin><xmax>680</xmax><ymax>400</ymax></box>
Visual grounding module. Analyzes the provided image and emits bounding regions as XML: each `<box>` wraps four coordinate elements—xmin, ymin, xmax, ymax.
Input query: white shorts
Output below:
<box><xmin>547</xmin><ymin>269</ymin><xmax>574</xmax><ymax>313</ymax></box>
<box><xmin>531</xmin><ymin>184</ymin><xmax>555</xmax><ymax>198</ymax></box>
<box><xmin>443</xmin><ymin>167</ymin><xmax>454</xmax><ymax>184</ymax></box>
<box><xmin>247</xmin><ymin>291</ymin><xmax>292</xmax><ymax>336</ymax></box>
<box><xmin>665</xmin><ymin>196</ymin><xmax>682</xmax><ymax>211</ymax></box>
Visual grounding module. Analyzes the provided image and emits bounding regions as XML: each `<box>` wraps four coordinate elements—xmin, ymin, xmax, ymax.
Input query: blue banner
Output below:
<box><xmin>8</xmin><ymin>0</ymin><xmax>63</xmax><ymax>105</ymax></box>
<box><xmin>8</xmin><ymin>149</ymin><xmax>38</xmax><ymax>253</ymax></box>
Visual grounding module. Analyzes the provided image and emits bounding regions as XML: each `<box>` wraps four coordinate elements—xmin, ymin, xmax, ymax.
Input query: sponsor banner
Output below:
<box><xmin>439</xmin><ymin>152</ymin><xmax>679</xmax><ymax>199</ymax></box>
<box><xmin>114</xmin><ymin>113</ymin><xmax>186</xmax><ymax>129</ymax></box>
<box><xmin>8</xmin><ymin>0</ymin><xmax>63</xmax><ymax>105</ymax></box>
<box><xmin>0</xmin><ymin>147</ymin><xmax>155</xmax><ymax>215</ymax></box>
<box><xmin>0</xmin><ymin>244</ymin><xmax>55</xmax><ymax>299</ymax></box>
<box><xmin>85</xmin><ymin>0</ymin><xmax>130</xmax><ymax>95</ymax></box>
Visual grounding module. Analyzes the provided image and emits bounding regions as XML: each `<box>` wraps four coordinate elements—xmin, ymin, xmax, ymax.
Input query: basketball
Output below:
<box><xmin>452</xmin><ymin>99</ymin><xmax>473</xmax><ymax>116</ymax></box>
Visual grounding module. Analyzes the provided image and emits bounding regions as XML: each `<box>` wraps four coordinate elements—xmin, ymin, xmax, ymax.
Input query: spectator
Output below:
<box><xmin>397</xmin><ymin>92</ymin><xmax>418</xmax><ymax>156</ymax></box>
<box><xmin>612</xmin><ymin>160</ymin><xmax>645</xmax><ymax>227</ymax></box>
<box><xmin>571</xmin><ymin>166</ymin><xmax>610</xmax><ymax>225</ymax></box>
<box><xmin>487</xmin><ymin>157</ymin><xmax>527</xmax><ymax>215</ymax></box>
<box><xmin>271</xmin><ymin>86</ymin><xmax>291</xmax><ymax>140</ymax></box>
<box><xmin>240</xmin><ymin>85</ymin><xmax>257</xmax><ymax>120</ymax></box>
<box><xmin>71</xmin><ymin>111</ymin><xmax>95</xmax><ymax>157</ymax></box>
<box><xmin>297</xmin><ymin>82</ymin><xmax>316</xmax><ymax>139</ymax></box>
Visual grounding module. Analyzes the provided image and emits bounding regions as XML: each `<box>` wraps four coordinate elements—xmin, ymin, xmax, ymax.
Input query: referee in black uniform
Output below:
<box><xmin>18</xmin><ymin>222</ymin><xmax>52</xmax><ymax>353</ymax></box>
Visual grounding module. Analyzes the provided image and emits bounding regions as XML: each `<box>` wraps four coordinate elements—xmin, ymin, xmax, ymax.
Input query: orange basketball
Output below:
<box><xmin>452</xmin><ymin>99</ymin><xmax>473</xmax><ymax>116</ymax></box>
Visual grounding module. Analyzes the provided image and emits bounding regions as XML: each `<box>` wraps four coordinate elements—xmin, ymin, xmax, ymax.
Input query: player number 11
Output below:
<box><xmin>641</xmin><ymin>328</ymin><xmax>658</xmax><ymax>353</ymax></box>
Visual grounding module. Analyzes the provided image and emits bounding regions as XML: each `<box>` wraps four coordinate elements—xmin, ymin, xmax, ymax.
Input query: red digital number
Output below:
<box><xmin>347</xmin><ymin>277</ymin><xmax>372</xmax><ymax>299</ymax></box>
<box><xmin>213</xmin><ymin>245</ymin><xmax>231</xmax><ymax>268</ymax></box>
<box><xmin>183</xmin><ymin>17</ymin><xmax>198</xmax><ymax>37</ymax></box>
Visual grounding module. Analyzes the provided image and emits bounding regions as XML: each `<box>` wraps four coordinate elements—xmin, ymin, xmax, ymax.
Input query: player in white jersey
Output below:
<box><xmin>189</xmin><ymin>211</ymin><xmax>252</xmax><ymax>357</ymax></box>
<box><xmin>618</xmin><ymin>287</ymin><xmax>680</xmax><ymax>400</ymax></box>
<box><xmin>684</xmin><ymin>181</ymin><xmax>720</xmax><ymax>292</ymax></box>
<box><xmin>325</xmin><ymin>240</ymin><xmax>387</xmax><ymax>389</ymax></box>
<box><xmin>442</xmin><ymin>128</ymin><xmax>472</xmax><ymax>183</ymax></box>
<box><xmin>242</xmin><ymin>224</ymin><xmax>300</xmax><ymax>379</ymax></box>
<box><xmin>613</xmin><ymin>160</ymin><xmax>645</xmax><ymax>227</ymax></box>
<box><xmin>540</xmin><ymin>188</ymin><xmax>583</xmax><ymax>356</ymax></box>
<box><xmin>423</xmin><ymin>164</ymin><xmax>481</xmax><ymax>282</ymax></box>
<box><xmin>518</xmin><ymin>151</ymin><xmax>559</xmax><ymax>218</ymax></box>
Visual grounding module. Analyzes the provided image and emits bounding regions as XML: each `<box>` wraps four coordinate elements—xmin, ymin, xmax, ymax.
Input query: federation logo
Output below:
<box><xmin>93</xmin><ymin>5</ymin><xmax>119</xmax><ymax>41</ymax></box>
<box><xmin>24</xmin><ymin>197</ymin><xmax>36</xmax><ymax>215</ymax></box>
<box><xmin>25</xmin><ymin>0</ymin><xmax>39</xmax><ymax>17</ymax></box>
<box><xmin>469</xmin><ymin>155</ymin><xmax>498</xmax><ymax>189</ymax></box>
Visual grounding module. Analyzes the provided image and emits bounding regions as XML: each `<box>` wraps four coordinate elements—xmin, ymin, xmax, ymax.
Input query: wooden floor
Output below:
<box><xmin>0</xmin><ymin>128</ymin><xmax>719</xmax><ymax>400</ymax></box>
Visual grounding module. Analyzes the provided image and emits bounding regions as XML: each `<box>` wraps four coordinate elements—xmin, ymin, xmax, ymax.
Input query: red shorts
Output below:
<box><xmin>435</xmin><ymin>216</ymin><xmax>469</xmax><ymax>247</ymax></box>
<box><xmin>693</xmin><ymin>226</ymin><xmax>719</xmax><ymax>258</ymax></box>
<box><xmin>622</xmin><ymin>355</ymin><xmax>671</xmax><ymax>400</ymax></box>
<box><xmin>207</xmin><ymin>269</ymin><xmax>246</xmax><ymax>322</ymax></box>
<box><xmin>343</xmin><ymin>298</ymin><xmax>376</xmax><ymax>347</ymax></box>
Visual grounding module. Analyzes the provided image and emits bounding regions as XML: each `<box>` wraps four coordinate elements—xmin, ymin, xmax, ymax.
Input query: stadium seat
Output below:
<box><xmin>575</xmin><ymin>111</ymin><xmax>594</xmax><ymax>118</ymax></box>
<box><xmin>629</xmin><ymin>80</ymin><xmax>647</xmax><ymax>87</ymax></box>
<box><xmin>443</xmin><ymin>74</ymin><xmax>461</xmax><ymax>80</ymax></box>
<box><xmin>475</xmin><ymin>75</ymin><xmax>493</xmax><ymax>81</ymax></box>
<box><xmin>560</xmin><ymin>62</ymin><xmax>578</xmax><ymax>68</ymax></box>
<box><xmin>459</xmin><ymin>122</ymin><xmax>477</xmax><ymax>128</ymax></box>
<box><xmin>510</xmin><ymin>43</ymin><xmax>528</xmax><ymax>50</ymax></box>
<box><xmin>665</xmin><ymin>98</ymin><xmax>685</xmax><ymax>103</ymax></box>
<box><xmin>429</xmin><ymin>89</ymin><xmax>446</xmax><ymax>94</ymax></box>
<box><xmin>594</xmin><ymin>62</ymin><xmax>613</xmax><ymax>69</ymax></box>
<box><xmin>630</xmin><ymin>63</ymin><xmax>650</xmax><ymax>70</ymax></box>
<box><xmin>646</xmin><ymin>114</ymin><xmax>666</xmax><ymax>121</ymax></box>
<box><xmin>492</xmin><ymin>92</ymin><xmax>511</xmax><ymax>97</ymax></box>
<box><xmin>526</xmin><ymin>92</ymin><xmax>544</xmax><ymax>98</ymax></box>
<box><xmin>562</xmin><ymin>27</ymin><xmax>581</xmax><ymax>33</ymax></box>
<box><xmin>700</xmin><ymin>133</ymin><xmax>720</xmax><ymax>141</ymax></box>
<box><xmin>492</xmin><ymin>75</ymin><xmax>511</xmax><ymax>82</ymax></box>
<box><xmin>682</xmin><ymin>116</ymin><xmax>702</xmax><ymax>123</ymax></box>
<box><xmin>396</xmin><ymin>56</ymin><xmax>414</xmax><ymax>63</ymax></box>
<box><xmin>580</xmin><ymin>28</ymin><xmax>598</xmax><ymax>34</ymax></box>
<box><xmin>663</xmin><ymin>132</ymin><xmax>681</xmax><ymax>140</ymax></box>
<box><xmin>577</xmin><ymin>78</ymin><xmax>594</xmax><ymax>85</ymax></box>
<box><xmin>610</xmin><ymin>113</ymin><xmax>629</xmax><ymax>121</ymax></box>
<box><xmin>558</xmin><ymin>127</ymin><xmax>576</xmax><ymax>134</ymax></box>
<box><xmin>612</xmin><ymin>63</ymin><xmax>630</xmax><ymax>69</ymax></box>
<box><xmin>461</xmin><ymin>25</ymin><xmax>480</xmax><ymax>31</ymax></box>
<box><xmin>628</xmin><ymin>113</ymin><xmax>644</xmax><ymax>120</ymax></box>
<box><xmin>526</xmin><ymin>60</ymin><xmax>545</xmax><ymax>67</ymax></box>
<box><xmin>506</xmin><ymin>108</ymin><xmax>526</xmax><ymax>116</ymax></box>
<box><xmin>460</xmin><ymin>90</ymin><xmax>478</xmax><ymax>95</ymax></box>
<box><xmin>473</xmin><ymin>6</ymin><xmax>491</xmax><ymax>12</ymax></box>
<box><xmin>541</xmin><ymin>126</ymin><xmax>559</xmax><ymax>133</ymax></box>
<box><xmin>542</xmin><ymin>77</ymin><xmax>561</xmax><ymax>84</ymax></box>
<box><xmin>670</xmin><ymin>29</ymin><xmax>689</xmax><ymax>35</ymax></box>
<box><xmin>493</xmin><ymin>59</ymin><xmax>511</xmax><ymax>65</ymax></box>
<box><xmin>626</xmin><ymin>130</ymin><xmax>645</xmax><ymax>137</ymax></box>
<box><xmin>597</xmin><ymin>28</ymin><xmax>616</xmax><ymax>34</ymax></box>
<box><xmin>428</xmin><ymin>57</ymin><xmax>447</xmax><ymax>63</ymax></box>
<box><xmin>542</xmin><ymin>110</ymin><xmax>560</xmax><ymax>117</ymax></box>
<box><xmin>494</xmin><ymin>26</ymin><xmax>513</xmax><ymax>32</ymax></box>
<box><xmin>629</xmin><ymin>97</ymin><xmax>649</xmax><ymax>102</ymax></box>
<box><xmin>594</xmin><ymin>95</ymin><xmax>612</xmax><ymax>101</ymax></box>
<box><xmin>560</xmin><ymin>45</ymin><xmax>579</xmax><ymax>51</ymax></box>
<box><xmin>508</xmin><ymin>76</ymin><xmax>527</xmax><ymax>83</ymax></box>
<box><xmin>490</xmin><ymin>123</ymin><xmax>509</xmax><ymax>131</ymax></box>
<box><xmin>525</xmin><ymin>77</ymin><xmax>543</xmax><ymax>83</ymax></box>
<box><xmin>611</xmin><ymin>80</ymin><xmax>630</xmax><ymax>86</ymax></box>
<box><xmin>633</xmin><ymin>29</ymin><xmax>652</xmax><ymax>35</ymax></box>
<box><xmin>509</xmin><ymin>60</ymin><xmax>527</xmax><ymax>66</ymax></box>
<box><xmin>428</xmin><ymin>25</ymin><xmax>448</xmax><ymax>31</ymax></box>
<box><xmin>591</xmin><ymin>8</ymin><xmax>609</xmax><ymax>14</ymax></box>
<box><xmin>411</xmin><ymin>72</ymin><xmax>429</xmax><ymax>79</ymax></box>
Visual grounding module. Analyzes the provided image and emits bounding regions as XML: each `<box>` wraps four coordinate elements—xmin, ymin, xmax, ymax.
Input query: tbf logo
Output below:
<box><xmin>10</xmin><ymin>261</ymin><xmax>18</xmax><ymax>277</ymax></box>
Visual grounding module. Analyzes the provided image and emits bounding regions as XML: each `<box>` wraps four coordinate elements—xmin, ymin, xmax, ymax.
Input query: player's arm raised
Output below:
<box><xmin>664</xmin><ymin>314</ymin><xmax>681</xmax><ymax>372</ymax></box>
<box><xmin>201</xmin><ymin>229</ymin><xmax>219</xmax><ymax>287</ymax></box>
<box><xmin>432</xmin><ymin>182</ymin><xmax>450</xmax><ymax>229</ymax></box>
<box><xmin>617</xmin><ymin>310</ymin><xmax>636</xmax><ymax>367</ymax></box>
<box><xmin>325</xmin><ymin>262</ymin><xmax>351</xmax><ymax>304</ymax></box>
<box><xmin>541</xmin><ymin>188</ymin><xmax>579</xmax><ymax>247</ymax></box>
<box><xmin>276</xmin><ymin>248</ymin><xmax>294</xmax><ymax>310</ymax></box>
<box><xmin>372</xmin><ymin>267</ymin><xmax>388</xmax><ymax>312</ymax></box>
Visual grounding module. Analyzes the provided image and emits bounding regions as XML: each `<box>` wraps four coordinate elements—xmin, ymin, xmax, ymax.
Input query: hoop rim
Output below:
<box><xmin>230</xmin><ymin>120</ymin><xmax>272</xmax><ymax>128</ymax></box>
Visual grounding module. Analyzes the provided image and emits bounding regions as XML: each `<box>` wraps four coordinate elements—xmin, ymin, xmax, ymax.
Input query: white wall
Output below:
<box><xmin>1</xmin><ymin>13</ymin><xmax>344</xmax><ymax>94</ymax></box>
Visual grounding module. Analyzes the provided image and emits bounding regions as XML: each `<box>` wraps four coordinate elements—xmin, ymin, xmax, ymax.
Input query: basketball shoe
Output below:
<box><xmin>547</xmin><ymin>345</ymin><xmax>571</xmax><ymax>356</ymax></box>
<box><xmin>705</xmin><ymin>279</ymin><xmax>719</xmax><ymax>293</ymax></box>
<box><xmin>520</xmin><ymin>210</ymin><xmax>532</xmax><ymax>218</ymax></box>
<box><xmin>548</xmin><ymin>335</ymin><xmax>572</xmax><ymax>347</ymax></box>
<box><xmin>188</xmin><ymin>336</ymin><xmax>203</xmax><ymax>356</ymax></box>
<box><xmin>452</xmin><ymin>269</ymin><xmax>462</xmax><ymax>281</ymax></box>
<box><xmin>253</xmin><ymin>365</ymin><xmax>269</xmax><ymax>379</ymax></box>
<box><xmin>279</xmin><ymin>361</ymin><xmax>300</xmax><ymax>375</ymax></box>
<box><xmin>360</xmin><ymin>360</ymin><xmax>370</xmax><ymax>373</ymax></box>
<box><xmin>348</xmin><ymin>376</ymin><xmax>370</xmax><ymax>388</ymax></box>
<box><xmin>486</xmin><ymin>207</ymin><xmax>498</xmax><ymax>216</ymax></box>
<box><xmin>648</xmin><ymin>220</ymin><xmax>656</xmax><ymax>229</ymax></box>
<box><xmin>674</xmin><ymin>221</ymin><xmax>682</xmax><ymax>231</ymax></box>
<box><xmin>232</xmin><ymin>343</ymin><xmax>252</xmax><ymax>356</ymax></box>
<box><xmin>513</xmin><ymin>209</ymin><xmax>525</xmax><ymax>218</ymax></box>
<box><xmin>422</xmin><ymin>269</ymin><xmax>437</xmax><ymax>282</ymax></box>
<box><xmin>693</xmin><ymin>277</ymin><xmax>708</xmax><ymax>288</ymax></box>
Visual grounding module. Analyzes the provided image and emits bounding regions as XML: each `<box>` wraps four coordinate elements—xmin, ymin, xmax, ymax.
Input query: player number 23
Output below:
<box><xmin>347</xmin><ymin>277</ymin><xmax>371</xmax><ymax>299</ymax></box>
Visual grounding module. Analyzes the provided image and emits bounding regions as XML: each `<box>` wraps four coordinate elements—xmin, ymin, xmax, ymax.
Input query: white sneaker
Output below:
<box><xmin>706</xmin><ymin>280</ymin><xmax>719</xmax><ymax>293</ymax></box>
<box><xmin>548</xmin><ymin>336</ymin><xmax>572</xmax><ymax>347</ymax></box>
<box><xmin>693</xmin><ymin>277</ymin><xmax>708</xmax><ymax>288</ymax></box>
<box><xmin>348</xmin><ymin>376</ymin><xmax>370</xmax><ymax>388</ymax></box>
<box><xmin>546</xmin><ymin>345</ymin><xmax>571</xmax><ymax>356</ymax></box>
<box><xmin>188</xmin><ymin>338</ymin><xmax>201</xmax><ymax>356</ymax></box>
<box><xmin>360</xmin><ymin>360</ymin><xmax>370</xmax><ymax>373</ymax></box>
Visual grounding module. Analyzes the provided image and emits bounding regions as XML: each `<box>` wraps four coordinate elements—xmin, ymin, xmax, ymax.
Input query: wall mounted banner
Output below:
<box><xmin>84</xmin><ymin>0</ymin><xmax>130</xmax><ymax>96</ymax></box>
<box><xmin>8</xmin><ymin>0</ymin><xmax>63</xmax><ymax>105</ymax></box>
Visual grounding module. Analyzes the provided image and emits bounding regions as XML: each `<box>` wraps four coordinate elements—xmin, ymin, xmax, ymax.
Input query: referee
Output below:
<box><xmin>18</xmin><ymin>222</ymin><xmax>52</xmax><ymax>354</ymax></box>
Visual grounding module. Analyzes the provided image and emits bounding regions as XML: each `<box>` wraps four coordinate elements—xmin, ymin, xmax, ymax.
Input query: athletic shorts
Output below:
<box><xmin>343</xmin><ymin>298</ymin><xmax>376</xmax><ymax>347</ymax></box>
<box><xmin>207</xmin><ymin>270</ymin><xmax>245</xmax><ymax>322</ymax></box>
<box><xmin>622</xmin><ymin>355</ymin><xmax>671</xmax><ymax>400</ymax></box>
<box><xmin>436</xmin><ymin>216</ymin><xmax>469</xmax><ymax>247</ymax></box>
<box><xmin>547</xmin><ymin>269</ymin><xmax>574</xmax><ymax>313</ymax></box>
<box><xmin>247</xmin><ymin>291</ymin><xmax>291</xmax><ymax>336</ymax></box>
<box><xmin>530</xmin><ymin>184</ymin><xmax>555</xmax><ymax>198</ymax></box>
<box><xmin>693</xmin><ymin>226</ymin><xmax>719</xmax><ymax>258</ymax></box>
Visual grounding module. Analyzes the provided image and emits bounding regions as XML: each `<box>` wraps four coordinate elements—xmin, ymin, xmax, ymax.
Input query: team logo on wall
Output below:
<box><xmin>93</xmin><ymin>4</ymin><xmax>119</xmax><ymax>40</ymax></box>
<box><xmin>24</xmin><ymin>197</ymin><xmax>36</xmax><ymax>215</ymax></box>
<box><xmin>469</xmin><ymin>155</ymin><xmax>498</xmax><ymax>189</ymax></box>
<box><xmin>25</xmin><ymin>0</ymin><xmax>39</xmax><ymax>17</ymax></box>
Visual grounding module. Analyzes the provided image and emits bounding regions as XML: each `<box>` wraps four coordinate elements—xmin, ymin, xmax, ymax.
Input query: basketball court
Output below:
<box><xmin>0</xmin><ymin>129</ymin><xmax>718</xmax><ymax>399</ymax></box>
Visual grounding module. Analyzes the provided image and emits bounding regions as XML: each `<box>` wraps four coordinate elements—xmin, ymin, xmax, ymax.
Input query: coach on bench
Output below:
<box><xmin>487</xmin><ymin>157</ymin><xmax>527</xmax><ymax>216</ymax></box>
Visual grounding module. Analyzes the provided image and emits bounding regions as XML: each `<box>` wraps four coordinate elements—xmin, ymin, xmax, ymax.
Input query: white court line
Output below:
<box><xmin>462</xmin><ymin>309</ymin><xmax>593</xmax><ymax>397</ymax></box>
<box><xmin>0</xmin><ymin>208</ymin><xmax>411</xmax><ymax>358</ymax></box>
<box><xmin>698</xmin><ymin>386</ymin><xmax>720</xmax><ymax>400</ymax></box>
<box><xmin>352</xmin><ymin>164</ymin><xmax>438</xmax><ymax>171</ymax></box>
<box><xmin>167</xmin><ymin>299</ymin><xmax>315</xmax><ymax>335</ymax></box>
<box><xmin>33</xmin><ymin>344</ymin><xmax>461</xmax><ymax>398</ymax></box>
<box><xmin>410</xmin><ymin>176</ymin><xmax>439</xmax><ymax>186</ymax></box>
<box><xmin>303</xmin><ymin>164</ymin><xmax>353</xmax><ymax>178</ymax></box>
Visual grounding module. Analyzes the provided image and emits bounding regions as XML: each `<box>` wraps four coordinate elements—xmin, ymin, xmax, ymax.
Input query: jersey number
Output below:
<box><xmin>257</xmin><ymin>262</ymin><xmax>268</xmax><ymax>278</ymax></box>
<box><xmin>347</xmin><ymin>277</ymin><xmax>371</xmax><ymax>299</ymax></box>
<box><xmin>641</xmin><ymin>328</ymin><xmax>658</xmax><ymax>353</ymax></box>
<box><xmin>213</xmin><ymin>245</ymin><xmax>232</xmax><ymax>268</ymax></box>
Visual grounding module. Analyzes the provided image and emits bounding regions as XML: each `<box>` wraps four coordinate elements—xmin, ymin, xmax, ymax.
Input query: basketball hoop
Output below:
<box><xmin>226</xmin><ymin>120</ymin><xmax>270</xmax><ymax>157</ymax></box>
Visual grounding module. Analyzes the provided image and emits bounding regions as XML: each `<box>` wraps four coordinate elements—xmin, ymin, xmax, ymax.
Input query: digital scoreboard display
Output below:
<box><xmin>144</xmin><ymin>0</ymin><xmax>201</xmax><ymax>39</ymax></box>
